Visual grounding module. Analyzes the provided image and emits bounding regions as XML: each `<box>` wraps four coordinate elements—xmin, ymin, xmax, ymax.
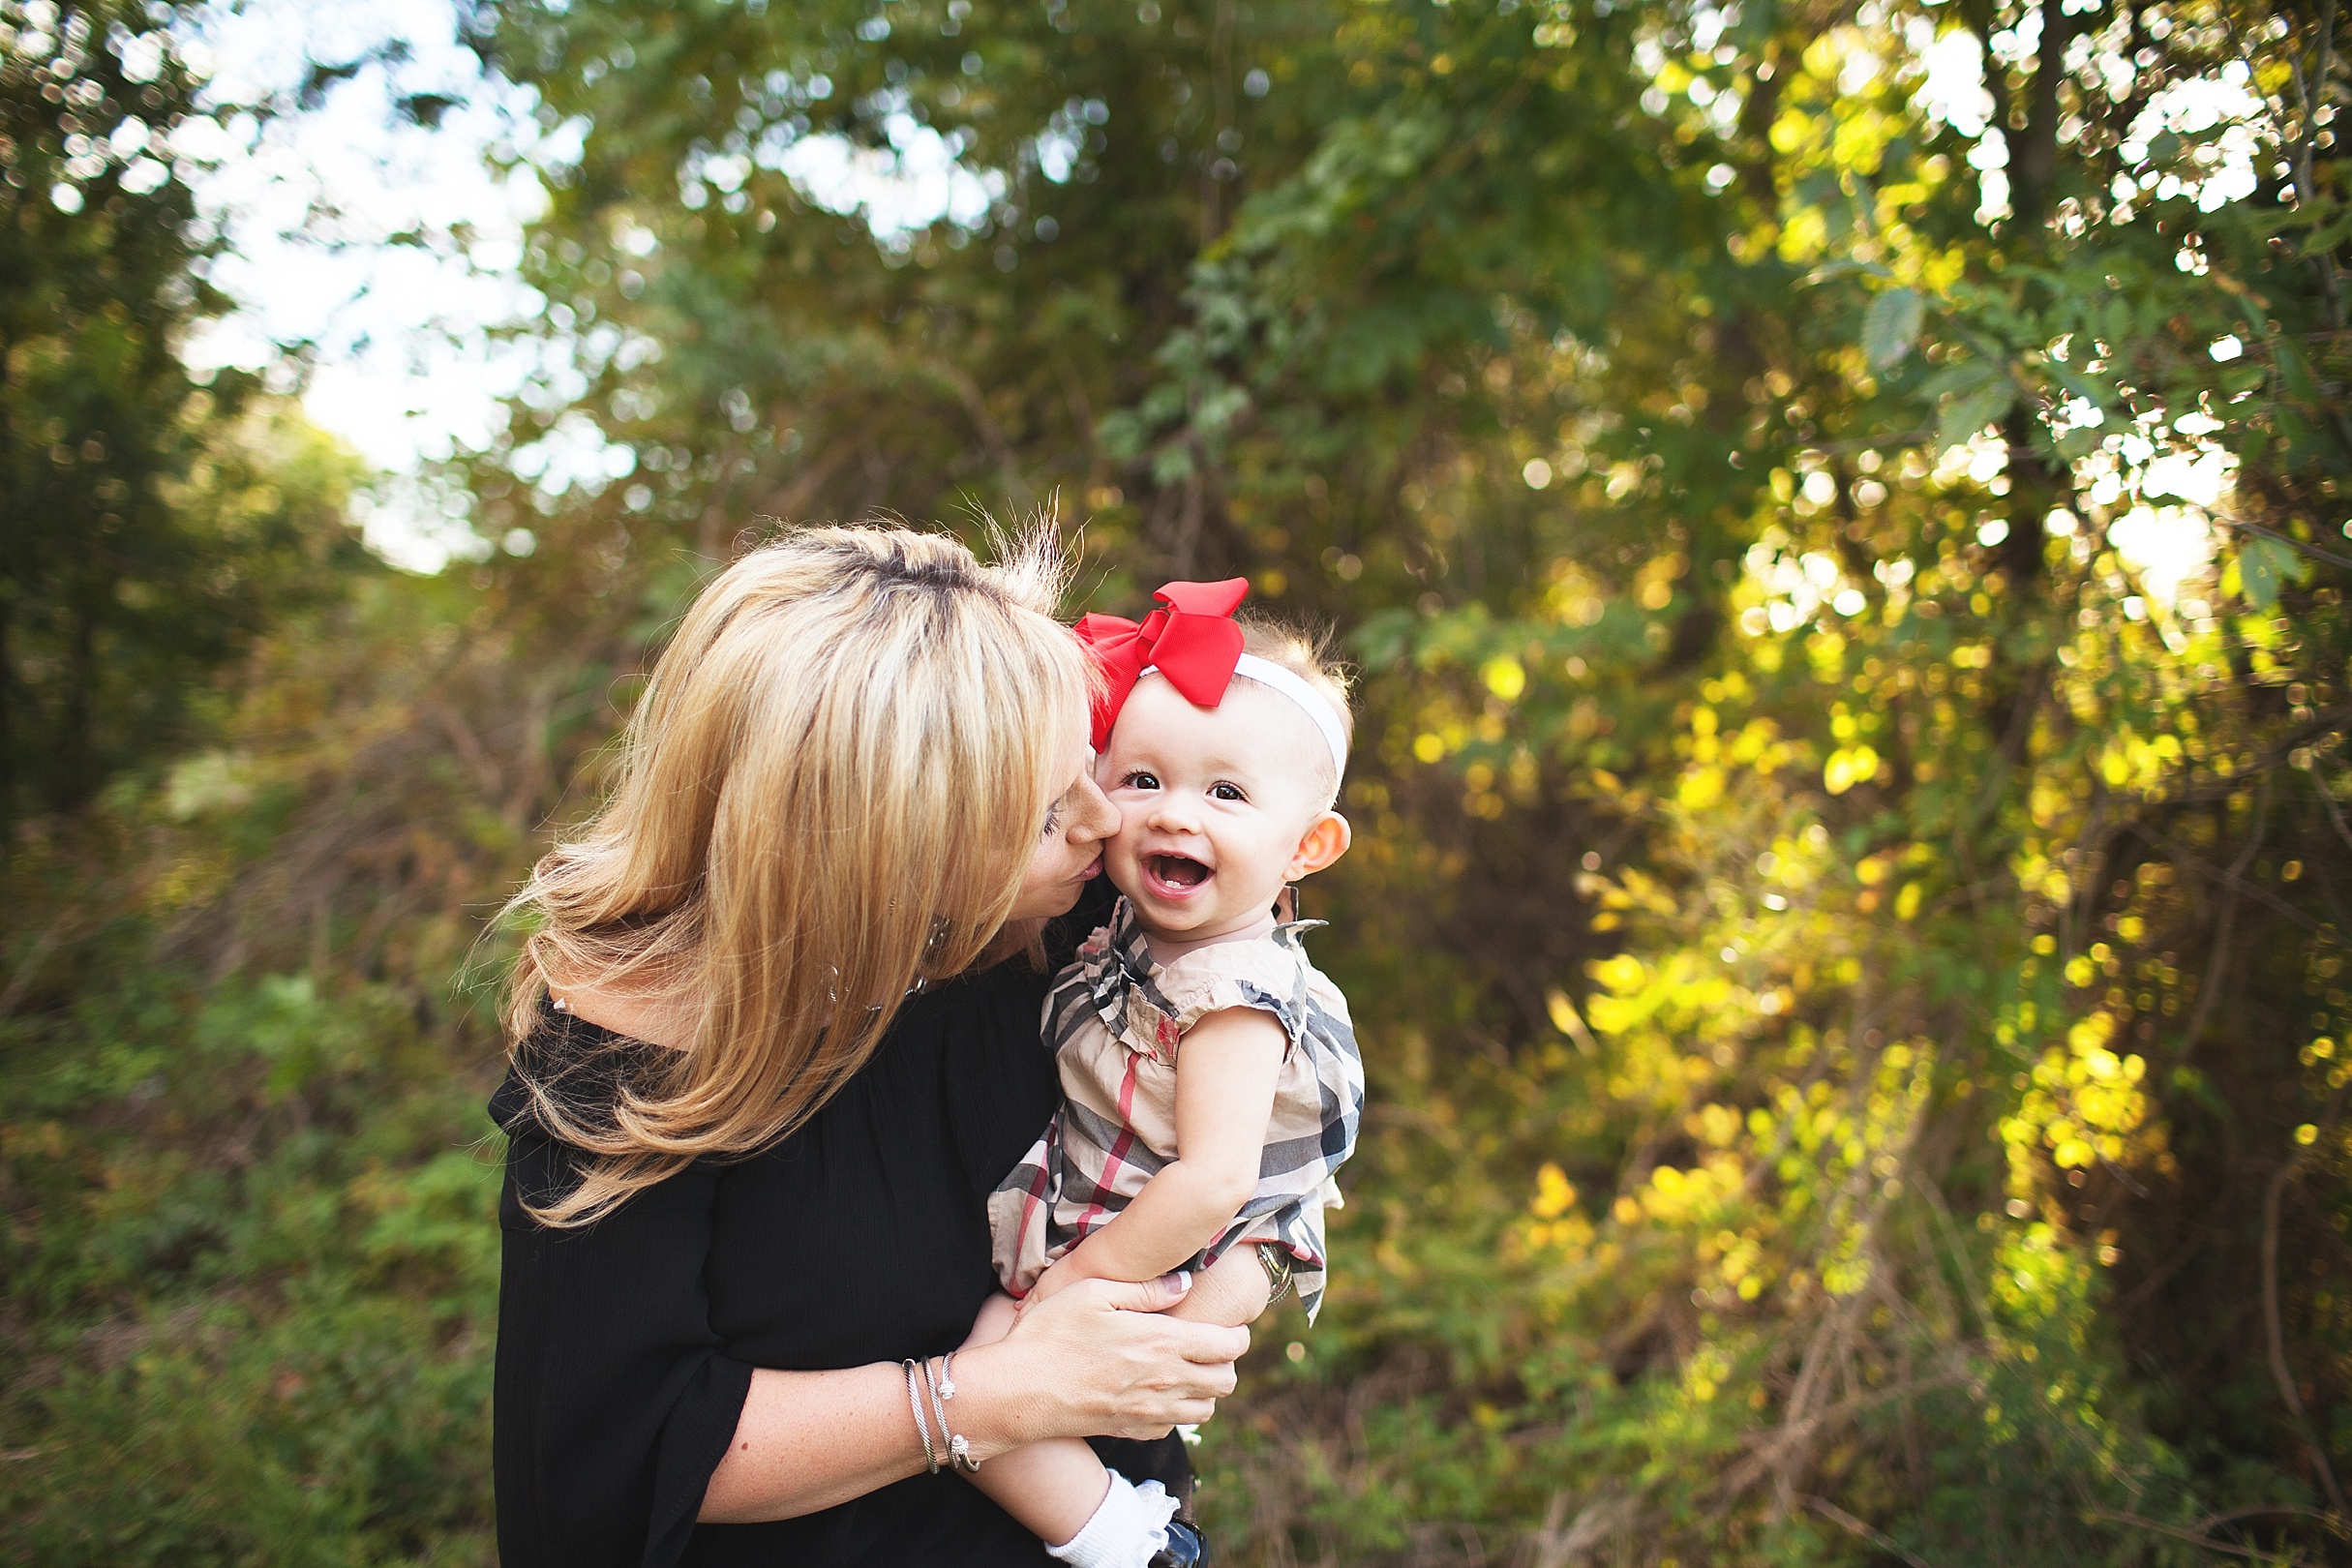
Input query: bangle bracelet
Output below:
<box><xmin>902</xmin><ymin>1359</ymin><xmax>939</xmax><ymax>1473</ymax></box>
<box><xmin>920</xmin><ymin>1357</ymin><xmax>951</xmax><ymax>1468</ymax></box>
<box><xmin>931</xmin><ymin>1352</ymin><xmax>980</xmax><ymax>1473</ymax></box>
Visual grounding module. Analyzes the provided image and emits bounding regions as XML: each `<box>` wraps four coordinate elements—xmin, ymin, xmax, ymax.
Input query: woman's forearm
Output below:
<box><xmin>699</xmin><ymin>1278</ymin><xmax>1248</xmax><ymax>1524</ymax></box>
<box><xmin>699</xmin><ymin>1338</ymin><xmax>1052</xmax><ymax>1523</ymax></box>
<box><xmin>698</xmin><ymin>1363</ymin><xmax>925</xmax><ymax>1523</ymax></box>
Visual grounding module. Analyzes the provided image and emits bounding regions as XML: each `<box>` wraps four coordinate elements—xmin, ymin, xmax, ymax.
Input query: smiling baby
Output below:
<box><xmin>959</xmin><ymin>581</ymin><xmax>1367</xmax><ymax>1568</ymax></box>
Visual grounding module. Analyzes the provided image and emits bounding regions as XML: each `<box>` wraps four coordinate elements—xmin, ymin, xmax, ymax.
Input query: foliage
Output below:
<box><xmin>0</xmin><ymin>0</ymin><xmax>365</xmax><ymax>828</ymax></box>
<box><xmin>7</xmin><ymin>0</ymin><xmax>2352</xmax><ymax>1564</ymax></box>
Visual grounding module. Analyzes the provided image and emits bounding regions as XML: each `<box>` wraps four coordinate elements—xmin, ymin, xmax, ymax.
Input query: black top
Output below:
<box><xmin>491</xmin><ymin>881</ymin><xmax>1182</xmax><ymax>1568</ymax></box>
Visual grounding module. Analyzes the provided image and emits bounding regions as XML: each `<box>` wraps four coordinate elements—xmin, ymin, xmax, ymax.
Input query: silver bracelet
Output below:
<box><xmin>902</xmin><ymin>1359</ymin><xmax>939</xmax><ymax>1473</ymax></box>
<box><xmin>920</xmin><ymin>1356</ymin><xmax>951</xmax><ymax>1468</ymax></box>
<box><xmin>929</xmin><ymin>1353</ymin><xmax>980</xmax><ymax>1473</ymax></box>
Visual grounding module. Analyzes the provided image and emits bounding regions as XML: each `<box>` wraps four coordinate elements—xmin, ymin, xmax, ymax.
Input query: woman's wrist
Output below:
<box><xmin>929</xmin><ymin>1336</ymin><xmax>1053</xmax><ymax>1460</ymax></box>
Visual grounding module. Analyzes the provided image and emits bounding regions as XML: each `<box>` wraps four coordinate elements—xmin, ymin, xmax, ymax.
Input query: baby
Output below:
<box><xmin>964</xmin><ymin>580</ymin><xmax>1366</xmax><ymax>1567</ymax></box>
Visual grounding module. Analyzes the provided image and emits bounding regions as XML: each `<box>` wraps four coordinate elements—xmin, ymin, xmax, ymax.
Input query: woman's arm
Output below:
<box><xmin>700</xmin><ymin>1272</ymin><xmax>1246</xmax><ymax>1523</ymax></box>
<box><xmin>1036</xmin><ymin>1007</ymin><xmax>1288</xmax><ymax>1292</ymax></box>
<box><xmin>495</xmin><ymin>1127</ymin><xmax>749</xmax><ymax>1568</ymax></box>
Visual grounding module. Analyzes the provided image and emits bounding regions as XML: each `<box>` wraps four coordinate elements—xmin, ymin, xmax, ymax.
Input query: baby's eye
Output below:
<box><xmin>1123</xmin><ymin>770</ymin><xmax>1161</xmax><ymax>791</ymax></box>
<box><xmin>1210</xmin><ymin>781</ymin><xmax>1248</xmax><ymax>802</ymax></box>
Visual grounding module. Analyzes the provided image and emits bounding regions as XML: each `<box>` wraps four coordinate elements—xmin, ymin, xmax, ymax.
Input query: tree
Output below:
<box><xmin>2</xmin><ymin>0</ymin><xmax>2344</xmax><ymax>1560</ymax></box>
<box><xmin>480</xmin><ymin>0</ymin><xmax>2351</xmax><ymax>1558</ymax></box>
<box><xmin>0</xmin><ymin>0</ymin><xmax>360</xmax><ymax>829</ymax></box>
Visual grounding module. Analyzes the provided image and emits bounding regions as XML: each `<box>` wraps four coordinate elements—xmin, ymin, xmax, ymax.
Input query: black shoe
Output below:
<box><xmin>1148</xmin><ymin>1519</ymin><xmax>1210</xmax><ymax>1568</ymax></box>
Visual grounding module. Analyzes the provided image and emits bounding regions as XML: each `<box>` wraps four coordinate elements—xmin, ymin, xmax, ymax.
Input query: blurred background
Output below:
<box><xmin>4</xmin><ymin>0</ymin><xmax>2349</xmax><ymax>1562</ymax></box>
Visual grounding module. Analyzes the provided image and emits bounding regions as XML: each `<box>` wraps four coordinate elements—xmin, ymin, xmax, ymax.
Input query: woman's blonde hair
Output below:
<box><xmin>502</xmin><ymin>525</ymin><xmax>1085</xmax><ymax>1225</ymax></box>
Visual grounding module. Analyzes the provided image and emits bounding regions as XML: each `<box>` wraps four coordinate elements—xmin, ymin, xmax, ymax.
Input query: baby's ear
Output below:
<box><xmin>1285</xmin><ymin>810</ymin><xmax>1352</xmax><ymax>880</ymax></box>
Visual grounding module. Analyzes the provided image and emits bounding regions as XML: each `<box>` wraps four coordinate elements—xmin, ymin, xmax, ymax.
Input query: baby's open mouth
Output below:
<box><xmin>1144</xmin><ymin>853</ymin><xmax>1213</xmax><ymax>894</ymax></box>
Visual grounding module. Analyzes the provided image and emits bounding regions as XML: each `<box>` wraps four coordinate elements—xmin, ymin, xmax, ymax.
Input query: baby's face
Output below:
<box><xmin>1099</xmin><ymin>673</ymin><xmax>1338</xmax><ymax>945</ymax></box>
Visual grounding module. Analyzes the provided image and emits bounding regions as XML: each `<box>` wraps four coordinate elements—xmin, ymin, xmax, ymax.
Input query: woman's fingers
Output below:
<box><xmin>1165</xmin><ymin>1318</ymin><xmax>1250</xmax><ymax>1369</ymax></box>
<box><xmin>1092</xmin><ymin>1271</ymin><xmax>1192</xmax><ymax>1313</ymax></box>
<box><xmin>1109</xmin><ymin>1402</ymin><xmax>1218</xmax><ymax>1440</ymax></box>
<box><xmin>995</xmin><ymin>1276</ymin><xmax>1248</xmax><ymax>1438</ymax></box>
<box><xmin>1072</xmin><ymin>1278</ymin><xmax>1247</xmax><ymax>1370</ymax></box>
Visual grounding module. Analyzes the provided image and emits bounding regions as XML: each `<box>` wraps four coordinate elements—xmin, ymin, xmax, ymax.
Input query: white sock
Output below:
<box><xmin>1042</xmin><ymin>1470</ymin><xmax>1178</xmax><ymax>1568</ymax></box>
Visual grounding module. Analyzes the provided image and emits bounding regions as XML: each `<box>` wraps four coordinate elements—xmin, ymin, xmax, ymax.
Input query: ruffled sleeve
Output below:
<box><xmin>1146</xmin><ymin>938</ymin><xmax>1315</xmax><ymax>1058</ymax></box>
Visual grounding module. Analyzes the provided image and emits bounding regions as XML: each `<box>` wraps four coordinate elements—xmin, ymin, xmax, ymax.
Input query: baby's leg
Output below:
<box><xmin>1164</xmin><ymin>1241</ymin><xmax>1278</xmax><ymax>1328</ymax></box>
<box><xmin>956</xmin><ymin>1250</ymin><xmax>1272</xmax><ymax>1552</ymax></box>
<box><xmin>958</xmin><ymin>1293</ymin><xmax>1114</xmax><ymax>1547</ymax></box>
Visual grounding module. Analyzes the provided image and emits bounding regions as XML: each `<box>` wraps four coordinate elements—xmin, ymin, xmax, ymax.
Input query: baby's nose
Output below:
<box><xmin>1147</xmin><ymin>794</ymin><xmax>1201</xmax><ymax>830</ymax></box>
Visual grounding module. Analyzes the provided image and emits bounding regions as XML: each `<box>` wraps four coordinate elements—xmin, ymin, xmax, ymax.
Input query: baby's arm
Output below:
<box><xmin>1037</xmin><ymin>1006</ymin><xmax>1287</xmax><ymax>1293</ymax></box>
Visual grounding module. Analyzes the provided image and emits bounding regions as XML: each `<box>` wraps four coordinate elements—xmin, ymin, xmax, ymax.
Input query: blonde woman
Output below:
<box><xmin>491</xmin><ymin>528</ymin><xmax>1246</xmax><ymax>1568</ymax></box>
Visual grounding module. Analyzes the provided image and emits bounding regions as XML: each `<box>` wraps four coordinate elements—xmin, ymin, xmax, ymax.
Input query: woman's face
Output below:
<box><xmin>1007</xmin><ymin>728</ymin><xmax>1120</xmax><ymax>921</ymax></box>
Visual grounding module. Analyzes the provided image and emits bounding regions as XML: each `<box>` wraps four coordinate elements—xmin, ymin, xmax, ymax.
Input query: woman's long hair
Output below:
<box><xmin>501</xmin><ymin>525</ymin><xmax>1085</xmax><ymax>1225</ymax></box>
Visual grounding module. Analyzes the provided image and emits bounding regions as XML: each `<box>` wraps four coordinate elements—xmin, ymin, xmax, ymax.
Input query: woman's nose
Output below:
<box><xmin>1071</xmin><ymin>770</ymin><xmax>1119</xmax><ymax>841</ymax></box>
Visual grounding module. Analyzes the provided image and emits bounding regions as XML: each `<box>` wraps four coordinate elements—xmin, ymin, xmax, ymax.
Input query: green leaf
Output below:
<box><xmin>1863</xmin><ymin>287</ymin><xmax>1925</xmax><ymax>370</ymax></box>
<box><xmin>1915</xmin><ymin>359</ymin><xmax>1999</xmax><ymax>403</ymax></box>
<box><xmin>1351</xmin><ymin>607</ymin><xmax>1420</xmax><ymax>671</ymax></box>
<box><xmin>2238</xmin><ymin>535</ymin><xmax>2308</xmax><ymax>612</ymax></box>
<box><xmin>1937</xmin><ymin>381</ymin><xmax>2014</xmax><ymax>452</ymax></box>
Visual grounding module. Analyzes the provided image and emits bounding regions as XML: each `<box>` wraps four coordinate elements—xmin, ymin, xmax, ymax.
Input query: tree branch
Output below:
<box><xmin>2263</xmin><ymin>1077</ymin><xmax>2352</xmax><ymax>1521</ymax></box>
<box><xmin>1803</xmin><ymin>1495</ymin><xmax>1941</xmax><ymax>1568</ymax></box>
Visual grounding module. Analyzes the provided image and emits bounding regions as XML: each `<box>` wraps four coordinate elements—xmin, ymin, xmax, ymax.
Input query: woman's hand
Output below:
<box><xmin>969</xmin><ymin>1272</ymin><xmax>1247</xmax><ymax>1453</ymax></box>
<box><xmin>1024</xmin><ymin>1253</ymin><xmax>1083</xmax><ymax>1305</ymax></box>
<box><xmin>698</xmin><ymin>1274</ymin><xmax>1242</xmax><ymax>1523</ymax></box>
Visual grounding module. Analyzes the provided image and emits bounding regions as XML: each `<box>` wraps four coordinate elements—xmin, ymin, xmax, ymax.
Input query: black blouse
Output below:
<box><xmin>491</xmin><ymin>882</ymin><xmax>1184</xmax><ymax>1568</ymax></box>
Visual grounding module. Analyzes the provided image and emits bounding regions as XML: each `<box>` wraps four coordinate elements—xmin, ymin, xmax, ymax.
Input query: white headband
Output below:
<box><xmin>1138</xmin><ymin>653</ymin><xmax>1349</xmax><ymax>780</ymax></box>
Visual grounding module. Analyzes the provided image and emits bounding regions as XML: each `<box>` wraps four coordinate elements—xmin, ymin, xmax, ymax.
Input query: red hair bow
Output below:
<box><xmin>1072</xmin><ymin>578</ymin><xmax>1250</xmax><ymax>750</ymax></box>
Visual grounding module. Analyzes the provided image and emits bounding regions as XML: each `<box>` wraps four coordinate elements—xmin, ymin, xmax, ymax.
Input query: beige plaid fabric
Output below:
<box><xmin>988</xmin><ymin>897</ymin><xmax>1363</xmax><ymax>1322</ymax></box>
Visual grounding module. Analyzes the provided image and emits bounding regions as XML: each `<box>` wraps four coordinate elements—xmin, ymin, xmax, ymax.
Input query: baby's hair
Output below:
<box><xmin>1236</xmin><ymin>614</ymin><xmax>1354</xmax><ymax>808</ymax></box>
<box><xmin>1236</xmin><ymin>614</ymin><xmax>1354</xmax><ymax>743</ymax></box>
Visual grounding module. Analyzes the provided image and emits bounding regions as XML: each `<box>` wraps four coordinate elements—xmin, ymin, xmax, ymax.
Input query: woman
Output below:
<box><xmin>491</xmin><ymin>527</ymin><xmax>1246</xmax><ymax>1567</ymax></box>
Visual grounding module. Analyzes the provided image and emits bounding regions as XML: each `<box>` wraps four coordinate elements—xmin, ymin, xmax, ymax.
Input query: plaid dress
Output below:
<box><xmin>987</xmin><ymin>897</ymin><xmax>1363</xmax><ymax>1323</ymax></box>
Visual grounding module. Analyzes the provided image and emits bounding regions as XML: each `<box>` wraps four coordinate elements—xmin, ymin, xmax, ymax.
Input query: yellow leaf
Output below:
<box><xmin>1532</xmin><ymin>1161</ymin><xmax>1576</xmax><ymax>1218</ymax></box>
<box><xmin>1546</xmin><ymin>988</ymin><xmax>1597</xmax><ymax>1053</ymax></box>
<box><xmin>1593</xmin><ymin>953</ymin><xmax>1648</xmax><ymax>993</ymax></box>
<box><xmin>1481</xmin><ymin>656</ymin><xmax>1526</xmax><ymax>701</ymax></box>
<box><xmin>1677</xmin><ymin>766</ymin><xmax>1725</xmax><ymax>811</ymax></box>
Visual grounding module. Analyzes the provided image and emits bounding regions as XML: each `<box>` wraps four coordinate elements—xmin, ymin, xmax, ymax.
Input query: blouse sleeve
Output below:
<box><xmin>492</xmin><ymin>1086</ymin><xmax>755</xmax><ymax>1568</ymax></box>
<box><xmin>1156</xmin><ymin>945</ymin><xmax>1313</xmax><ymax>1055</ymax></box>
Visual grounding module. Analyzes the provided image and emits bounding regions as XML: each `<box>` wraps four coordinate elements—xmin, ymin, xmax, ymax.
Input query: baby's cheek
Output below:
<box><xmin>1100</xmin><ymin>825</ymin><xmax>1149</xmax><ymax>887</ymax></box>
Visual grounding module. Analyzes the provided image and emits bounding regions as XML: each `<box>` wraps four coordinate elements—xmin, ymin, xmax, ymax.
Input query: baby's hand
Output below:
<box><xmin>1028</xmin><ymin>1255</ymin><xmax>1082</xmax><ymax>1306</ymax></box>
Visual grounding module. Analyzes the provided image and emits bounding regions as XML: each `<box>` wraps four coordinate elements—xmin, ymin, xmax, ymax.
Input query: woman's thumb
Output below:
<box><xmin>1100</xmin><ymin>1270</ymin><xmax>1191</xmax><ymax>1312</ymax></box>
